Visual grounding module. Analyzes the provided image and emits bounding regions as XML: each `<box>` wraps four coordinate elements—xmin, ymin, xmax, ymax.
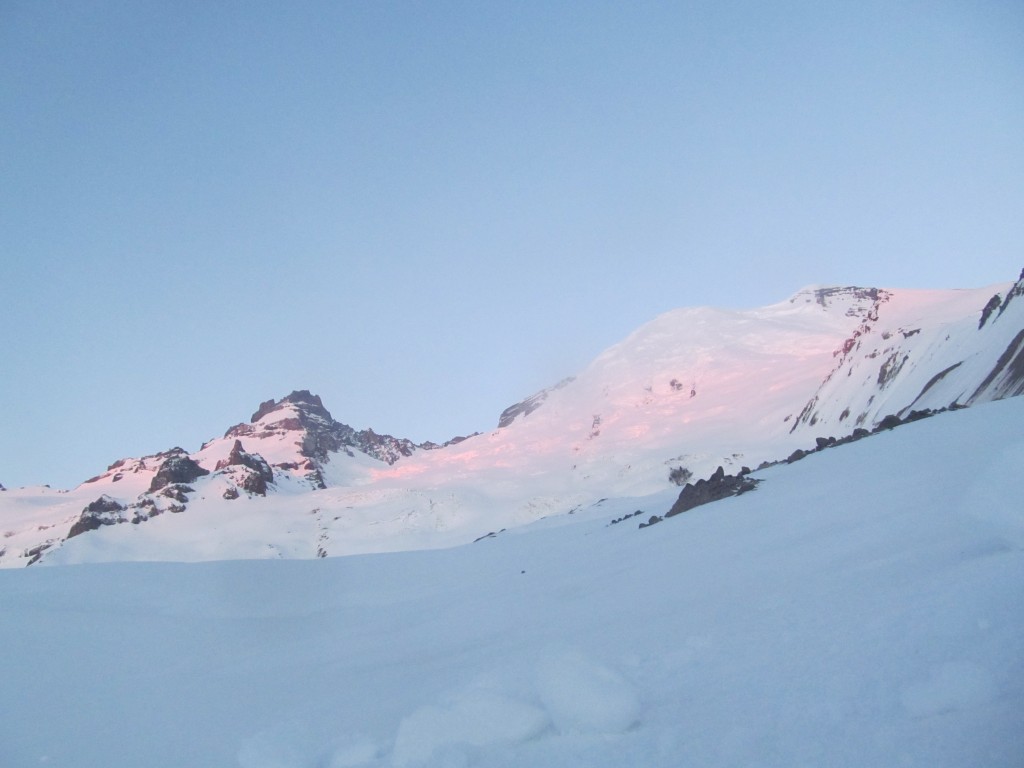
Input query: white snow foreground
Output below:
<box><xmin>0</xmin><ymin>397</ymin><xmax>1021</xmax><ymax>767</ymax></box>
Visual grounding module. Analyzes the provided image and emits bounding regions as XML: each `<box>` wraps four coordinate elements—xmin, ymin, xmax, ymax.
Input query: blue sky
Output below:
<box><xmin>2</xmin><ymin>0</ymin><xmax>1022</xmax><ymax>489</ymax></box>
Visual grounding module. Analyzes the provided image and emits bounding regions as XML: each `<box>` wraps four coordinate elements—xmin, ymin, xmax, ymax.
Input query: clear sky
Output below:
<box><xmin>2</xmin><ymin>1</ymin><xmax>1022</xmax><ymax>489</ymax></box>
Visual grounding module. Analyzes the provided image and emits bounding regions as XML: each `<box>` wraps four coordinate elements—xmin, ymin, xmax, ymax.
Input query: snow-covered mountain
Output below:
<box><xmin>2</xmin><ymin>272</ymin><xmax>1022</xmax><ymax>567</ymax></box>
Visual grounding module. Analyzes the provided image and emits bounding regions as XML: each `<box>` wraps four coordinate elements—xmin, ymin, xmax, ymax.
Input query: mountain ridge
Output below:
<box><xmin>2</xmin><ymin>273</ymin><xmax>1022</xmax><ymax>568</ymax></box>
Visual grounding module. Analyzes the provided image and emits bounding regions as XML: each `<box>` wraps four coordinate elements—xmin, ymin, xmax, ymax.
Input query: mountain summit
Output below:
<box><xmin>2</xmin><ymin>273</ymin><xmax>1022</xmax><ymax>567</ymax></box>
<box><xmin>222</xmin><ymin>389</ymin><xmax>432</xmax><ymax>487</ymax></box>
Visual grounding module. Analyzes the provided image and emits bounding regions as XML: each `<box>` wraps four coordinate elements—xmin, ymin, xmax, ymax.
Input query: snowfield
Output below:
<box><xmin>1</xmin><ymin>396</ymin><xmax>1021</xmax><ymax>767</ymax></box>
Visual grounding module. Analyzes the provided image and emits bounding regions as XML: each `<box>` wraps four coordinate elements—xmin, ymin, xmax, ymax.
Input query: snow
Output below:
<box><xmin>3</xmin><ymin>280</ymin><xmax>1020</xmax><ymax>569</ymax></box>
<box><xmin>0</xmin><ymin>396</ymin><xmax>1021</xmax><ymax>766</ymax></box>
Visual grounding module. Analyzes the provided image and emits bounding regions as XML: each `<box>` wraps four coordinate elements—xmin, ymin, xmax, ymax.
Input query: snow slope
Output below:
<box><xmin>2</xmin><ymin>276</ymin><xmax>1022</xmax><ymax>567</ymax></box>
<box><xmin>0</xmin><ymin>396</ymin><xmax>1021</xmax><ymax>767</ymax></box>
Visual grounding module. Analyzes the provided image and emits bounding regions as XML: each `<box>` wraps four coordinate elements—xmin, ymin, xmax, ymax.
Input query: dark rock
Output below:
<box><xmin>663</xmin><ymin>466</ymin><xmax>759</xmax><ymax>519</ymax></box>
<box><xmin>441</xmin><ymin>434</ymin><xmax>479</xmax><ymax>448</ymax></box>
<box><xmin>67</xmin><ymin>516</ymin><xmax>105</xmax><ymax>539</ymax></box>
<box><xmin>980</xmin><ymin>293</ymin><xmax>1002</xmax><ymax>328</ymax></box>
<box><xmin>497</xmin><ymin>378</ymin><xmax>575</xmax><ymax>429</ymax></box>
<box><xmin>874</xmin><ymin>414</ymin><xmax>903</xmax><ymax>432</ymax></box>
<box><xmin>638</xmin><ymin>515</ymin><xmax>663</xmax><ymax>529</ymax></box>
<box><xmin>211</xmin><ymin>440</ymin><xmax>275</xmax><ymax>496</ymax></box>
<box><xmin>901</xmin><ymin>409</ymin><xmax>935</xmax><ymax>424</ymax></box>
<box><xmin>129</xmin><ymin>498</ymin><xmax>158</xmax><ymax>525</ymax></box>
<box><xmin>787</xmin><ymin>449</ymin><xmax>808</xmax><ymax>464</ymax></box>
<box><xmin>307</xmin><ymin>468</ymin><xmax>327</xmax><ymax>490</ymax></box>
<box><xmin>609</xmin><ymin>510</ymin><xmax>644</xmax><ymax>525</ymax></box>
<box><xmin>160</xmin><ymin>484</ymin><xmax>194</xmax><ymax>504</ymax></box>
<box><xmin>904</xmin><ymin>362</ymin><xmax>964</xmax><ymax>412</ymax></box>
<box><xmin>149</xmin><ymin>451</ymin><xmax>210</xmax><ymax>492</ymax></box>
<box><xmin>216</xmin><ymin>441</ymin><xmax>274</xmax><ymax>485</ymax></box>
<box><xmin>250</xmin><ymin>398</ymin><xmax>280</xmax><ymax>423</ymax></box>
<box><xmin>25</xmin><ymin>541</ymin><xmax>56</xmax><ymax>566</ymax></box>
<box><xmin>223</xmin><ymin>487</ymin><xmax>240</xmax><ymax>500</ymax></box>
<box><xmin>67</xmin><ymin>495</ymin><xmax>128</xmax><ymax>539</ymax></box>
<box><xmin>85</xmin><ymin>495</ymin><xmax>125</xmax><ymax>514</ymax></box>
<box><xmin>877</xmin><ymin>352</ymin><xmax>909</xmax><ymax>388</ymax></box>
<box><xmin>996</xmin><ymin>269</ymin><xmax>1024</xmax><ymax>318</ymax></box>
<box><xmin>968</xmin><ymin>329</ymin><xmax>1024</xmax><ymax>403</ymax></box>
<box><xmin>238</xmin><ymin>469</ymin><xmax>268</xmax><ymax>496</ymax></box>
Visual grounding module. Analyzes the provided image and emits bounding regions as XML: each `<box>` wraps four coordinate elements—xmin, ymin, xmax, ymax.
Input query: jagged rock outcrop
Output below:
<box><xmin>25</xmin><ymin>541</ymin><xmax>56</xmax><ymax>566</ymax></box>
<box><xmin>67</xmin><ymin>495</ymin><xmax>128</xmax><ymax>539</ymax></box>
<box><xmin>979</xmin><ymin>294</ymin><xmax>1002</xmax><ymax>328</ymax></box>
<box><xmin>148</xmin><ymin>449</ymin><xmax>210</xmax><ymax>492</ymax></box>
<box><xmin>217</xmin><ymin>439</ymin><xmax>274</xmax><ymax>480</ymax></box>
<box><xmin>665</xmin><ymin>466</ymin><xmax>759</xmax><ymax>518</ymax></box>
<box><xmin>640</xmin><ymin>467</ymin><xmax>759</xmax><ymax>527</ymax></box>
<box><xmin>215</xmin><ymin>440</ymin><xmax>274</xmax><ymax>496</ymax></box>
<box><xmin>996</xmin><ymin>268</ymin><xmax>1024</xmax><ymax>319</ymax></box>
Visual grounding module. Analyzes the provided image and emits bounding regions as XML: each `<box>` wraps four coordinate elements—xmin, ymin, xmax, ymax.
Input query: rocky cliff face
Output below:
<box><xmin>787</xmin><ymin>274</ymin><xmax>1024</xmax><ymax>436</ymax></box>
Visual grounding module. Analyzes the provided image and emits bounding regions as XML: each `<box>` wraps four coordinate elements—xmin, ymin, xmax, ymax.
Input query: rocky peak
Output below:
<box><xmin>250</xmin><ymin>390</ymin><xmax>331</xmax><ymax>425</ymax></box>
<box><xmin>228</xmin><ymin>391</ymin><xmax>434</xmax><ymax>467</ymax></box>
